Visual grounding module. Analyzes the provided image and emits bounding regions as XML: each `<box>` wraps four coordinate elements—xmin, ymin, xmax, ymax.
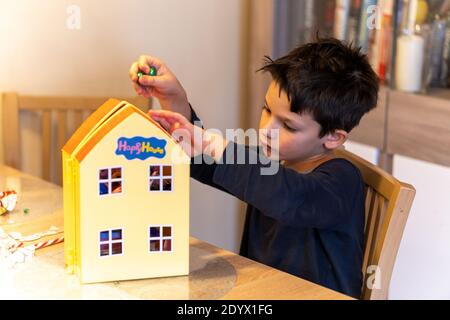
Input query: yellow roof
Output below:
<box><xmin>62</xmin><ymin>98</ymin><xmax>175</xmax><ymax>163</ymax></box>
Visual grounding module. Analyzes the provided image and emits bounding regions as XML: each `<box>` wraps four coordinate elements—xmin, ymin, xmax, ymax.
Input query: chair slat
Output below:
<box><xmin>367</xmin><ymin>194</ymin><xmax>386</xmax><ymax>268</ymax></box>
<box><xmin>364</xmin><ymin>186</ymin><xmax>373</xmax><ymax>232</ymax></box>
<box><xmin>41</xmin><ymin>110</ymin><xmax>52</xmax><ymax>181</ymax></box>
<box><xmin>362</xmin><ymin>192</ymin><xmax>378</xmax><ymax>275</ymax></box>
<box><xmin>56</xmin><ymin>111</ymin><xmax>67</xmax><ymax>185</ymax></box>
<box><xmin>72</xmin><ymin>111</ymin><xmax>83</xmax><ymax>132</ymax></box>
<box><xmin>2</xmin><ymin>93</ymin><xmax>21</xmax><ymax>168</ymax></box>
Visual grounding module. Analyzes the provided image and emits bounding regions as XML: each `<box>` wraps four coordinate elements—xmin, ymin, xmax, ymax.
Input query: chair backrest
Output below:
<box><xmin>334</xmin><ymin>148</ymin><xmax>415</xmax><ymax>300</ymax></box>
<box><xmin>2</xmin><ymin>92</ymin><xmax>151</xmax><ymax>185</ymax></box>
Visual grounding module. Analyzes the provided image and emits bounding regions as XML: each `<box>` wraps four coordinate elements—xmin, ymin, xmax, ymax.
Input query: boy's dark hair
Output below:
<box><xmin>259</xmin><ymin>37</ymin><xmax>379</xmax><ymax>137</ymax></box>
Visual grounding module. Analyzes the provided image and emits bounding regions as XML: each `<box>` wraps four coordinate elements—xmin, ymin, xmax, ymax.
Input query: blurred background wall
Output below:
<box><xmin>0</xmin><ymin>0</ymin><xmax>247</xmax><ymax>253</ymax></box>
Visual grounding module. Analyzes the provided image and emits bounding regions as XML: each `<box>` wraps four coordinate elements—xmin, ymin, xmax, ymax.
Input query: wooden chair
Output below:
<box><xmin>334</xmin><ymin>148</ymin><xmax>415</xmax><ymax>300</ymax></box>
<box><xmin>2</xmin><ymin>92</ymin><xmax>151</xmax><ymax>185</ymax></box>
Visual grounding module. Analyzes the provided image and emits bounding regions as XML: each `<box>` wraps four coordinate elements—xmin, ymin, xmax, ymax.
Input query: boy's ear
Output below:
<box><xmin>323</xmin><ymin>129</ymin><xmax>348</xmax><ymax>150</ymax></box>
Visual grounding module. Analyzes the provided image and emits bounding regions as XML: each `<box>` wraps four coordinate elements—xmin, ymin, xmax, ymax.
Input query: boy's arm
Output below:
<box><xmin>189</xmin><ymin>105</ymin><xmax>234</xmax><ymax>195</ymax></box>
<box><xmin>212</xmin><ymin>142</ymin><xmax>362</xmax><ymax>229</ymax></box>
<box><xmin>148</xmin><ymin>108</ymin><xmax>360</xmax><ymax>229</ymax></box>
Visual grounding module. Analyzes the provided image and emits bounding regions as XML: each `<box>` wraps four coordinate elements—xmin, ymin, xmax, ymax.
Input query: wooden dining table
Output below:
<box><xmin>0</xmin><ymin>165</ymin><xmax>352</xmax><ymax>300</ymax></box>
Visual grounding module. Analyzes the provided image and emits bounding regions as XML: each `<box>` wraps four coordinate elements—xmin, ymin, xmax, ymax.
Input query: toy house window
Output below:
<box><xmin>149</xmin><ymin>226</ymin><xmax>172</xmax><ymax>252</ymax></box>
<box><xmin>99</xmin><ymin>167</ymin><xmax>123</xmax><ymax>196</ymax></box>
<box><xmin>99</xmin><ymin>229</ymin><xmax>123</xmax><ymax>257</ymax></box>
<box><xmin>149</xmin><ymin>165</ymin><xmax>173</xmax><ymax>192</ymax></box>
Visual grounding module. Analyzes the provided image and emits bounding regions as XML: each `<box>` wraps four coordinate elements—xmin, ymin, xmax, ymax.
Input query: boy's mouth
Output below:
<box><xmin>259</xmin><ymin>131</ymin><xmax>281</xmax><ymax>160</ymax></box>
<box><xmin>260</xmin><ymin>141</ymin><xmax>281</xmax><ymax>160</ymax></box>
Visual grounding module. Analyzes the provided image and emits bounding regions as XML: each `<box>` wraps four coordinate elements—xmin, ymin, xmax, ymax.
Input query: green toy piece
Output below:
<box><xmin>24</xmin><ymin>208</ymin><xmax>30</xmax><ymax>214</ymax></box>
<box><xmin>138</xmin><ymin>66</ymin><xmax>157</xmax><ymax>80</ymax></box>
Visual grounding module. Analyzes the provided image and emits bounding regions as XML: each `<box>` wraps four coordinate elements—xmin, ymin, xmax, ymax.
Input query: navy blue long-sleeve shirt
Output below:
<box><xmin>189</xmin><ymin>107</ymin><xmax>365</xmax><ymax>298</ymax></box>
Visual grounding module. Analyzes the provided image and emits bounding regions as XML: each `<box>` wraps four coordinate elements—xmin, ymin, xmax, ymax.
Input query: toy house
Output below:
<box><xmin>62</xmin><ymin>99</ymin><xmax>190</xmax><ymax>283</ymax></box>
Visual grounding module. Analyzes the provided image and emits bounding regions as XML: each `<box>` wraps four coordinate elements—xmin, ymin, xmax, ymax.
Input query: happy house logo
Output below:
<box><xmin>115</xmin><ymin>136</ymin><xmax>167</xmax><ymax>160</ymax></box>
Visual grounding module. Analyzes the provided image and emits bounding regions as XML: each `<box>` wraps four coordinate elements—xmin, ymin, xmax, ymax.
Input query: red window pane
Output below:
<box><xmin>111</xmin><ymin>181</ymin><xmax>122</xmax><ymax>193</ymax></box>
<box><xmin>162</xmin><ymin>226</ymin><xmax>171</xmax><ymax>237</ymax></box>
<box><xmin>162</xmin><ymin>166</ymin><xmax>172</xmax><ymax>177</ymax></box>
<box><xmin>150</xmin><ymin>240</ymin><xmax>160</xmax><ymax>252</ymax></box>
<box><xmin>100</xmin><ymin>243</ymin><xmax>109</xmax><ymax>256</ymax></box>
<box><xmin>111</xmin><ymin>167</ymin><xmax>122</xmax><ymax>179</ymax></box>
<box><xmin>111</xmin><ymin>242</ymin><xmax>122</xmax><ymax>255</ymax></box>
<box><xmin>150</xmin><ymin>166</ymin><xmax>161</xmax><ymax>177</ymax></box>
<box><xmin>99</xmin><ymin>169</ymin><xmax>109</xmax><ymax>180</ymax></box>
<box><xmin>149</xmin><ymin>179</ymin><xmax>161</xmax><ymax>191</ymax></box>
<box><xmin>162</xmin><ymin>239</ymin><xmax>172</xmax><ymax>251</ymax></box>
<box><xmin>162</xmin><ymin>179</ymin><xmax>172</xmax><ymax>191</ymax></box>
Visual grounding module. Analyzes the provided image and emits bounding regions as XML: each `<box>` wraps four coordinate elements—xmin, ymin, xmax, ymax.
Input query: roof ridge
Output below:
<box><xmin>65</xmin><ymin>101</ymin><xmax>183</xmax><ymax>163</ymax></box>
<box><xmin>62</xmin><ymin>98</ymin><xmax>125</xmax><ymax>155</ymax></box>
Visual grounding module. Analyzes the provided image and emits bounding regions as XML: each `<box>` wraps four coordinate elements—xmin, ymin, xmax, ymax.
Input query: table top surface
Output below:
<box><xmin>0</xmin><ymin>165</ymin><xmax>351</xmax><ymax>300</ymax></box>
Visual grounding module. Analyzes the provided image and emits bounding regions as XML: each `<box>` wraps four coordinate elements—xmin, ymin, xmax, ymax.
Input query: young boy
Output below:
<box><xmin>129</xmin><ymin>38</ymin><xmax>379</xmax><ymax>298</ymax></box>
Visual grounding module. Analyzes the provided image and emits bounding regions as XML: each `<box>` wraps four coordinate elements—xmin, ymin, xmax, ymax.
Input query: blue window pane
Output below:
<box><xmin>100</xmin><ymin>231</ymin><xmax>109</xmax><ymax>242</ymax></box>
<box><xmin>111</xmin><ymin>229</ymin><xmax>122</xmax><ymax>240</ymax></box>
<box><xmin>150</xmin><ymin>226</ymin><xmax>160</xmax><ymax>238</ymax></box>
<box><xmin>99</xmin><ymin>182</ymin><xmax>109</xmax><ymax>195</ymax></box>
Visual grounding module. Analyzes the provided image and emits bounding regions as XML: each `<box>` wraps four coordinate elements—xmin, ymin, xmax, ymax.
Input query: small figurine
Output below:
<box><xmin>0</xmin><ymin>190</ymin><xmax>18</xmax><ymax>215</ymax></box>
<box><xmin>138</xmin><ymin>66</ymin><xmax>157</xmax><ymax>80</ymax></box>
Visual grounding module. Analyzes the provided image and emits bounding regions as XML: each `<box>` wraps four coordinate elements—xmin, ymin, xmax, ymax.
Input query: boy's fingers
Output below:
<box><xmin>138</xmin><ymin>56</ymin><xmax>150</xmax><ymax>73</ymax></box>
<box><xmin>138</xmin><ymin>55</ymin><xmax>164</xmax><ymax>76</ymax></box>
<box><xmin>151</xmin><ymin>117</ymin><xmax>171</xmax><ymax>132</ymax></box>
<box><xmin>133</xmin><ymin>81</ymin><xmax>154</xmax><ymax>98</ymax></box>
<box><xmin>138</xmin><ymin>75</ymin><xmax>163</xmax><ymax>87</ymax></box>
<box><xmin>129</xmin><ymin>62</ymin><xmax>139</xmax><ymax>82</ymax></box>
<box><xmin>148</xmin><ymin>111</ymin><xmax>177</xmax><ymax>126</ymax></box>
<box><xmin>149</xmin><ymin>115</ymin><xmax>178</xmax><ymax>135</ymax></box>
<box><xmin>139</xmin><ymin>55</ymin><xmax>164</xmax><ymax>70</ymax></box>
<box><xmin>148</xmin><ymin>109</ymin><xmax>189</xmax><ymax>126</ymax></box>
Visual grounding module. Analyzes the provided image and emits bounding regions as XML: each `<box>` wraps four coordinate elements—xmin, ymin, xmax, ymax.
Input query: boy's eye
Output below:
<box><xmin>283</xmin><ymin>123</ymin><xmax>298</xmax><ymax>132</ymax></box>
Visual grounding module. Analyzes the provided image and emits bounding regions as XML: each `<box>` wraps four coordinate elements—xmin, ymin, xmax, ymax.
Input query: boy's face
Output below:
<box><xmin>259</xmin><ymin>81</ymin><xmax>331</xmax><ymax>162</ymax></box>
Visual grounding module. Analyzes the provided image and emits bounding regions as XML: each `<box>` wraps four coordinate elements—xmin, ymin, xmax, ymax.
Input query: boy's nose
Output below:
<box><xmin>262</xmin><ymin>120</ymin><xmax>277</xmax><ymax>135</ymax></box>
<box><xmin>260</xmin><ymin>127</ymin><xmax>279</xmax><ymax>142</ymax></box>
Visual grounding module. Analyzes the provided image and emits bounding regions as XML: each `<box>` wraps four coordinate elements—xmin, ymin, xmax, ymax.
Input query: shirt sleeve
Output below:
<box><xmin>212</xmin><ymin>142</ymin><xmax>362</xmax><ymax>229</ymax></box>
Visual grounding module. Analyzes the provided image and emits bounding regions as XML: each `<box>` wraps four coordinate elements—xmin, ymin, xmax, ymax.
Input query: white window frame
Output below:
<box><xmin>98</xmin><ymin>166</ymin><xmax>124</xmax><ymax>197</ymax></box>
<box><xmin>148</xmin><ymin>164</ymin><xmax>173</xmax><ymax>193</ymax></box>
<box><xmin>148</xmin><ymin>225</ymin><xmax>173</xmax><ymax>253</ymax></box>
<box><xmin>99</xmin><ymin>228</ymin><xmax>124</xmax><ymax>257</ymax></box>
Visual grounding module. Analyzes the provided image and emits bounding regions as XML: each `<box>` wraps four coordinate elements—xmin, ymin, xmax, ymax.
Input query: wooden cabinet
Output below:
<box><xmin>387</xmin><ymin>89</ymin><xmax>450</xmax><ymax>167</ymax></box>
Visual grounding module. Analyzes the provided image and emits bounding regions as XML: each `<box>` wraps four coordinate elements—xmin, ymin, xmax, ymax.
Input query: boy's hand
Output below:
<box><xmin>129</xmin><ymin>55</ymin><xmax>191</xmax><ymax>119</ymax></box>
<box><xmin>148</xmin><ymin>109</ymin><xmax>229</xmax><ymax>161</ymax></box>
